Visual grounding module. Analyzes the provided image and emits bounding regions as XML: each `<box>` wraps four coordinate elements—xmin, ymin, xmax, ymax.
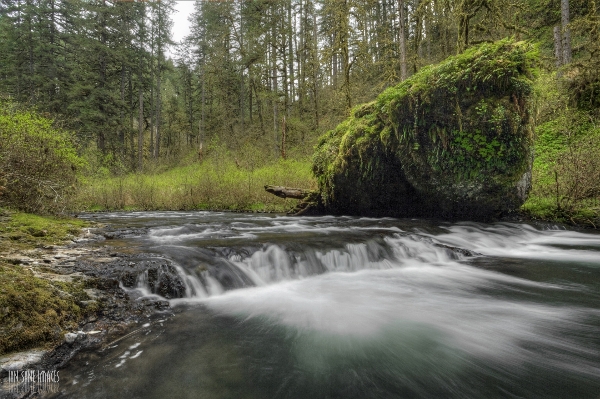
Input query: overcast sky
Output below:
<box><xmin>168</xmin><ymin>1</ymin><xmax>195</xmax><ymax>57</ymax></box>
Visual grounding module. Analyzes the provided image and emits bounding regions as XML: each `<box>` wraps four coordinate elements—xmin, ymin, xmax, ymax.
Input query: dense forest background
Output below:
<box><xmin>0</xmin><ymin>0</ymin><xmax>598</xmax><ymax>221</ymax></box>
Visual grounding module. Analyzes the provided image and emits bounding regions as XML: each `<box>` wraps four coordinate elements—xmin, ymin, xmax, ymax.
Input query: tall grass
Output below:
<box><xmin>77</xmin><ymin>156</ymin><xmax>315</xmax><ymax>212</ymax></box>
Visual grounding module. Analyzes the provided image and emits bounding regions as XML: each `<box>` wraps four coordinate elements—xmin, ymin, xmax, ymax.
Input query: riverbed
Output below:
<box><xmin>44</xmin><ymin>212</ymin><xmax>600</xmax><ymax>398</ymax></box>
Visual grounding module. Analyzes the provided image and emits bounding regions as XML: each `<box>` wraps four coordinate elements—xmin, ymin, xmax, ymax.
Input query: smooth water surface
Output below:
<box><xmin>47</xmin><ymin>212</ymin><xmax>600</xmax><ymax>398</ymax></box>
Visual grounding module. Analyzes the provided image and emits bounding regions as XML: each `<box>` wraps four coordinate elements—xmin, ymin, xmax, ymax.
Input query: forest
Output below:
<box><xmin>0</xmin><ymin>0</ymin><xmax>598</xmax><ymax>225</ymax></box>
<box><xmin>1</xmin><ymin>0</ymin><xmax>600</xmax><ymax>377</ymax></box>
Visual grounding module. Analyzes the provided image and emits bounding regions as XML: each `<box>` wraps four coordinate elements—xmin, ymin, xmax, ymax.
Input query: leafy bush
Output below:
<box><xmin>524</xmin><ymin>107</ymin><xmax>600</xmax><ymax>226</ymax></box>
<box><xmin>0</xmin><ymin>99</ymin><xmax>84</xmax><ymax>214</ymax></box>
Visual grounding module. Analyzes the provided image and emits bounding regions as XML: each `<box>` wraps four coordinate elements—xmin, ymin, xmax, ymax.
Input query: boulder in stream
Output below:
<box><xmin>312</xmin><ymin>39</ymin><xmax>538</xmax><ymax>219</ymax></box>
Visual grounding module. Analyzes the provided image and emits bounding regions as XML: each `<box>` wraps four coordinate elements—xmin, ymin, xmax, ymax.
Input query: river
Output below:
<box><xmin>45</xmin><ymin>212</ymin><xmax>600</xmax><ymax>398</ymax></box>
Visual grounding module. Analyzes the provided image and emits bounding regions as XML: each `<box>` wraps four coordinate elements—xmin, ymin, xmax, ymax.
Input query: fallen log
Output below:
<box><xmin>264</xmin><ymin>185</ymin><xmax>310</xmax><ymax>200</ymax></box>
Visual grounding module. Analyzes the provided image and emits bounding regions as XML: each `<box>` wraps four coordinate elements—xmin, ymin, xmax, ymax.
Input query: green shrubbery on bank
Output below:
<box><xmin>78</xmin><ymin>156</ymin><xmax>315</xmax><ymax>213</ymax></box>
<box><xmin>522</xmin><ymin>73</ymin><xmax>600</xmax><ymax>226</ymax></box>
<box><xmin>0</xmin><ymin>98</ymin><xmax>84</xmax><ymax>214</ymax></box>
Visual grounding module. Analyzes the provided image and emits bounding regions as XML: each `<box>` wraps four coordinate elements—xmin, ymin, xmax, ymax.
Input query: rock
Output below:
<box><xmin>312</xmin><ymin>39</ymin><xmax>537</xmax><ymax>219</ymax></box>
<box><xmin>78</xmin><ymin>300</ymin><xmax>98</xmax><ymax>308</ymax></box>
<box><xmin>64</xmin><ymin>331</ymin><xmax>87</xmax><ymax>345</ymax></box>
<box><xmin>64</xmin><ymin>332</ymin><xmax>77</xmax><ymax>344</ymax></box>
<box><xmin>0</xmin><ymin>350</ymin><xmax>46</xmax><ymax>377</ymax></box>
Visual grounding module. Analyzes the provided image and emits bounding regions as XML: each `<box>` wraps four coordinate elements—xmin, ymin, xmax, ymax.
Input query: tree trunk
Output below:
<box><xmin>201</xmin><ymin>68</ymin><xmax>205</xmax><ymax>146</ymax></box>
<box><xmin>138</xmin><ymin>4</ymin><xmax>145</xmax><ymax>171</ymax></box>
<box><xmin>156</xmin><ymin>62</ymin><xmax>161</xmax><ymax>159</ymax></box>
<box><xmin>138</xmin><ymin>86</ymin><xmax>143</xmax><ymax>171</ymax></box>
<box><xmin>288</xmin><ymin>0</ymin><xmax>294</xmax><ymax>115</ymax></box>
<box><xmin>398</xmin><ymin>0</ymin><xmax>407</xmax><ymax>80</ymax></box>
<box><xmin>120</xmin><ymin>64</ymin><xmax>126</xmax><ymax>147</ymax></box>
<box><xmin>149</xmin><ymin>20</ymin><xmax>154</xmax><ymax>160</ymax></box>
<box><xmin>561</xmin><ymin>0</ymin><xmax>571</xmax><ymax>64</ymax></box>
<box><xmin>553</xmin><ymin>25</ymin><xmax>563</xmax><ymax>68</ymax></box>
<box><xmin>264</xmin><ymin>185</ymin><xmax>310</xmax><ymax>199</ymax></box>
<box><xmin>239</xmin><ymin>10</ymin><xmax>245</xmax><ymax>137</ymax></box>
<box><xmin>271</xmin><ymin>29</ymin><xmax>279</xmax><ymax>156</ymax></box>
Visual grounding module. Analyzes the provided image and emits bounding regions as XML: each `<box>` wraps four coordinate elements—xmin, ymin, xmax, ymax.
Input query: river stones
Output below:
<box><xmin>312</xmin><ymin>39</ymin><xmax>538</xmax><ymax>219</ymax></box>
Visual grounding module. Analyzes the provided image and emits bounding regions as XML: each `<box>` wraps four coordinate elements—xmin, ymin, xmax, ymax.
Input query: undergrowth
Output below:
<box><xmin>77</xmin><ymin>156</ymin><xmax>315</xmax><ymax>212</ymax></box>
<box><xmin>522</xmin><ymin>72</ymin><xmax>600</xmax><ymax>227</ymax></box>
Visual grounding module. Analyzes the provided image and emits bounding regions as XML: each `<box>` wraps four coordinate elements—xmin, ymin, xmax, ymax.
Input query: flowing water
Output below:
<box><xmin>47</xmin><ymin>212</ymin><xmax>599</xmax><ymax>398</ymax></box>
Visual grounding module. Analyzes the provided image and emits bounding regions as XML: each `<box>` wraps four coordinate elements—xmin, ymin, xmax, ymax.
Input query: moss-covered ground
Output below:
<box><xmin>0</xmin><ymin>210</ymin><xmax>97</xmax><ymax>355</ymax></box>
<box><xmin>0</xmin><ymin>210</ymin><xmax>87</xmax><ymax>253</ymax></box>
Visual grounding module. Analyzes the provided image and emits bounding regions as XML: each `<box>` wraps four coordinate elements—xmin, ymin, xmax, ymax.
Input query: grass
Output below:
<box><xmin>77</xmin><ymin>156</ymin><xmax>316</xmax><ymax>213</ymax></box>
<box><xmin>0</xmin><ymin>210</ymin><xmax>96</xmax><ymax>355</ymax></box>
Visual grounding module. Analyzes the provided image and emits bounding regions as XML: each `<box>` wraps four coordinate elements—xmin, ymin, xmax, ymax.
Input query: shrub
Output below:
<box><xmin>0</xmin><ymin>99</ymin><xmax>84</xmax><ymax>214</ymax></box>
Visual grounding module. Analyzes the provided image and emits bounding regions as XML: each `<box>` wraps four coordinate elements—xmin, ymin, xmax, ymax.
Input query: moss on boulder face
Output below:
<box><xmin>313</xmin><ymin>39</ymin><xmax>538</xmax><ymax>218</ymax></box>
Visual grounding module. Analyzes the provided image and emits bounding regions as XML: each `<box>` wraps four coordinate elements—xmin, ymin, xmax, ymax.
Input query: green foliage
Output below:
<box><xmin>0</xmin><ymin>99</ymin><xmax>84</xmax><ymax>214</ymax></box>
<box><xmin>77</xmin><ymin>150</ymin><xmax>315</xmax><ymax>212</ymax></box>
<box><xmin>313</xmin><ymin>39</ymin><xmax>538</xmax><ymax>217</ymax></box>
<box><xmin>523</xmin><ymin>73</ymin><xmax>600</xmax><ymax>227</ymax></box>
<box><xmin>0</xmin><ymin>100</ymin><xmax>85</xmax><ymax>213</ymax></box>
<box><xmin>566</xmin><ymin>0</ymin><xmax>600</xmax><ymax>111</ymax></box>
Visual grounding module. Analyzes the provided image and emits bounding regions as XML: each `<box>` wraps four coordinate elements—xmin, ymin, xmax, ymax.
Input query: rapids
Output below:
<box><xmin>45</xmin><ymin>212</ymin><xmax>600</xmax><ymax>398</ymax></box>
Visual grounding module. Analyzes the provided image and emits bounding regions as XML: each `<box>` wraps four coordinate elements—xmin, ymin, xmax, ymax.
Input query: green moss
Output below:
<box><xmin>0</xmin><ymin>262</ymin><xmax>98</xmax><ymax>354</ymax></box>
<box><xmin>0</xmin><ymin>211</ymin><xmax>88</xmax><ymax>253</ymax></box>
<box><xmin>0</xmin><ymin>211</ymin><xmax>96</xmax><ymax>354</ymax></box>
<box><xmin>313</xmin><ymin>39</ymin><xmax>538</xmax><ymax>218</ymax></box>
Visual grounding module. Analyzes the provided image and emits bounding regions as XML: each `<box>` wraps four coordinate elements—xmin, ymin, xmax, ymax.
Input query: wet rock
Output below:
<box><xmin>0</xmin><ymin>351</ymin><xmax>46</xmax><ymax>376</ymax></box>
<box><xmin>1</xmin><ymin>228</ymin><xmax>177</xmax><ymax>378</ymax></box>
<box><xmin>434</xmin><ymin>243</ymin><xmax>481</xmax><ymax>258</ymax></box>
<box><xmin>64</xmin><ymin>332</ymin><xmax>77</xmax><ymax>344</ymax></box>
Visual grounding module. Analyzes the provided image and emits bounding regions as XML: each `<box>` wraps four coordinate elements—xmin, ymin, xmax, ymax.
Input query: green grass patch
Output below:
<box><xmin>78</xmin><ymin>157</ymin><xmax>315</xmax><ymax>213</ymax></box>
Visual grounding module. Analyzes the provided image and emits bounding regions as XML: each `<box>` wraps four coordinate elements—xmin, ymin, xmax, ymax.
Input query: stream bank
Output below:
<box><xmin>0</xmin><ymin>217</ymin><xmax>181</xmax><ymax>398</ymax></box>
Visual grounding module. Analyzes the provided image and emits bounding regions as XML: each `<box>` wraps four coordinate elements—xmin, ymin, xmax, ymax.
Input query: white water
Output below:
<box><xmin>429</xmin><ymin>222</ymin><xmax>600</xmax><ymax>263</ymax></box>
<box><xmin>143</xmin><ymin>222</ymin><xmax>596</xmax><ymax>371</ymax></box>
<box><xmin>143</xmin><ymin>221</ymin><xmax>600</xmax><ymax>304</ymax></box>
<box><xmin>57</xmin><ymin>213</ymin><xmax>600</xmax><ymax>398</ymax></box>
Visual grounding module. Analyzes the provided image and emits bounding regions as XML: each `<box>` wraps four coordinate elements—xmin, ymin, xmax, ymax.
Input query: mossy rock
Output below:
<box><xmin>313</xmin><ymin>39</ymin><xmax>538</xmax><ymax>219</ymax></box>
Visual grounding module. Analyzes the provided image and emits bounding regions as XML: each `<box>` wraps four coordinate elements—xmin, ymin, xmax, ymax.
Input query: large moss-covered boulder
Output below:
<box><xmin>313</xmin><ymin>39</ymin><xmax>538</xmax><ymax>219</ymax></box>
